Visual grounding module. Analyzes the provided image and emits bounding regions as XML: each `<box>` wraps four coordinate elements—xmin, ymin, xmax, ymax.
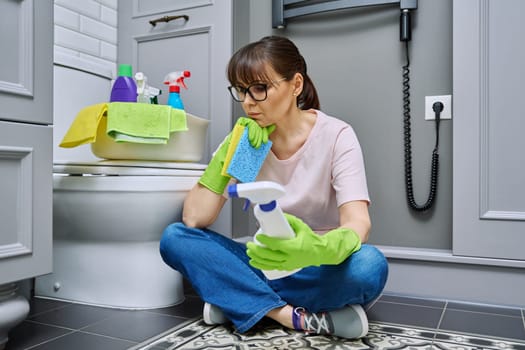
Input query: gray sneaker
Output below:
<box><xmin>203</xmin><ymin>302</ymin><xmax>228</xmax><ymax>325</ymax></box>
<box><xmin>294</xmin><ymin>304</ymin><xmax>368</xmax><ymax>339</ymax></box>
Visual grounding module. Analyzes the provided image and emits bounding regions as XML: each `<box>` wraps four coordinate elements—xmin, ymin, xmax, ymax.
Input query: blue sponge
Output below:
<box><xmin>226</xmin><ymin>128</ymin><xmax>272</xmax><ymax>183</ymax></box>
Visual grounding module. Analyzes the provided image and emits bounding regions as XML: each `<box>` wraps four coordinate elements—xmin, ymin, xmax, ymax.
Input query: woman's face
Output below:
<box><xmin>238</xmin><ymin>67</ymin><xmax>298</xmax><ymax>127</ymax></box>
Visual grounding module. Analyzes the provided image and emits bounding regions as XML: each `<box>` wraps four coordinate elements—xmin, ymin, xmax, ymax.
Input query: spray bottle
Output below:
<box><xmin>228</xmin><ymin>181</ymin><xmax>301</xmax><ymax>280</ymax></box>
<box><xmin>110</xmin><ymin>64</ymin><xmax>137</xmax><ymax>102</ymax></box>
<box><xmin>135</xmin><ymin>72</ymin><xmax>162</xmax><ymax>104</ymax></box>
<box><xmin>163</xmin><ymin>71</ymin><xmax>191</xmax><ymax>110</ymax></box>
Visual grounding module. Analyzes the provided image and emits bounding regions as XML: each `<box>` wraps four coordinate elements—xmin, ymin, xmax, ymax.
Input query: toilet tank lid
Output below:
<box><xmin>53</xmin><ymin>160</ymin><xmax>207</xmax><ymax>176</ymax></box>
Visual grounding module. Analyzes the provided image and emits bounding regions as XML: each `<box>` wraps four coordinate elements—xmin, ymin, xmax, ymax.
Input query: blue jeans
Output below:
<box><xmin>159</xmin><ymin>222</ymin><xmax>388</xmax><ymax>333</ymax></box>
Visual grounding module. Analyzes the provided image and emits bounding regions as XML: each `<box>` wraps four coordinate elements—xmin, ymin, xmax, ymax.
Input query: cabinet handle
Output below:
<box><xmin>149</xmin><ymin>15</ymin><xmax>189</xmax><ymax>27</ymax></box>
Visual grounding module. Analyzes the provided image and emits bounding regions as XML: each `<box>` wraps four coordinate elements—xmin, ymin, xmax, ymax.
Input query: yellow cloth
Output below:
<box><xmin>107</xmin><ymin>103</ymin><xmax>187</xmax><ymax>144</ymax></box>
<box><xmin>59</xmin><ymin>103</ymin><xmax>107</xmax><ymax>148</ymax></box>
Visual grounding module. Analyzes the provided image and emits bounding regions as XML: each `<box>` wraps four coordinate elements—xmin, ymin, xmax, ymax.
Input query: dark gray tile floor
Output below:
<box><xmin>6</xmin><ymin>285</ymin><xmax>525</xmax><ymax>350</ymax></box>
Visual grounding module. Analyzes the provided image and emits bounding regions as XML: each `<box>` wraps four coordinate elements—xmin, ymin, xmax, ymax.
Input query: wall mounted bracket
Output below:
<box><xmin>272</xmin><ymin>0</ymin><xmax>417</xmax><ymax>28</ymax></box>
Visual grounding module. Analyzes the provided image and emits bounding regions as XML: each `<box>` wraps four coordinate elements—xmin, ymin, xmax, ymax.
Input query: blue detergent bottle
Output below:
<box><xmin>167</xmin><ymin>85</ymin><xmax>184</xmax><ymax>109</ymax></box>
<box><xmin>110</xmin><ymin>64</ymin><xmax>137</xmax><ymax>102</ymax></box>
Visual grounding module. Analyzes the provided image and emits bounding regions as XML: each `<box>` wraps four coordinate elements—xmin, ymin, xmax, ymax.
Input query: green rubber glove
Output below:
<box><xmin>198</xmin><ymin>118</ymin><xmax>276</xmax><ymax>194</ymax></box>
<box><xmin>246</xmin><ymin>213</ymin><xmax>362</xmax><ymax>271</ymax></box>
<box><xmin>198</xmin><ymin>132</ymin><xmax>233</xmax><ymax>194</ymax></box>
<box><xmin>236</xmin><ymin>117</ymin><xmax>276</xmax><ymax>149</ymax></box>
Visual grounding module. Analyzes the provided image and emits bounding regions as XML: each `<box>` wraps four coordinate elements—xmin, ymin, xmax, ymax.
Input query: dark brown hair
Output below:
<box><xmin>227</xmin><ymin>36</ymin><xmax>320</xmax><ymax>110</ymax></box>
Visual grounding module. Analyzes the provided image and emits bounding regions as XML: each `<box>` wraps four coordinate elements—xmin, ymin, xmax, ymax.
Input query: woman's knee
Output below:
<box><xmin>358</xmin><ymin>245</ymin><xmax>388</xmax><ymax>271</ymax></box>
<box><xmin>159</xmin><ymin>222</ymin><xmax>192</xmax><ymax>261</ymax></box>
<box><xmin>352</xmin><ymin>245</ymin><xmax>389</xmax><ymax>297</ymax></box>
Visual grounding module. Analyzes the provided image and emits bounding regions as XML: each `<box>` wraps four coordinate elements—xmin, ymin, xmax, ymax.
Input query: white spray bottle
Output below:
<box><xmin>135</xmin><ymin>72</ymin><xmax>161</xmax><ymax>104</ymax></box>
<box><xmin>228</xmin><ymin>181</ymin><xmax>301</xmax><ymax>280</ymax></box>
<box><xmin>163</xmin><ymin>71</ymin><xmax>191</xmax><ymax>110</ymax></box>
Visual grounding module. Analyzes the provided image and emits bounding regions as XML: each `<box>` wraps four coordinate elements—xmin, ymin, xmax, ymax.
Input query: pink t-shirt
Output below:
<box><xmin>256</xmin><ymin>110</ymin><xmax>369</xmax><ymax>233</ymax></box>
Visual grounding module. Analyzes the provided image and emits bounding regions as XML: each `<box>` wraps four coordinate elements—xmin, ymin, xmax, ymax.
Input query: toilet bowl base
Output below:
<box><xmin>35</xmin><ymin>239</ymin><xmax>184</xmax><ymax>310</ymax></box>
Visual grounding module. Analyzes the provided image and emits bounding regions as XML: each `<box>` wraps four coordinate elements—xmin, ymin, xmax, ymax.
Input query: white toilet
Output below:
<box><xmin>35</xmin><ymin>160</ymin><xmax>206</xmax><ymax>309</ymax></box>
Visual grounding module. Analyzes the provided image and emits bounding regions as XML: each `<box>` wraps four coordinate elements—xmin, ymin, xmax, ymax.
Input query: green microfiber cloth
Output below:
<box><xmin>106</xmin><ymin>102</ymin><xmax>187</xmax><ymax>144</ymax></box>
<box><xmin>168</xmin><ymin>108</ymin><xmax>188</xmax><ymax>133</ymax></box>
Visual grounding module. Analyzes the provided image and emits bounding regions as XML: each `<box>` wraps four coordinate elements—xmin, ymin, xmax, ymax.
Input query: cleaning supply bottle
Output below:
<box><xmin>228</xmin><ymin>181</ymin><xmax>301</xmax><ymax>280</ymax></box>
<box><xmin>135</xmin><ymin>72</ymin><xmax>162</xmax><ymax>104</ymax></box>
<box><xmin>164</xmin><ymin>71</ymin><xmax>191</xmax><ymax>110</ymax></box>
<box><xmin>135</xmin><ymin>72</ymin><xmax>150</xmax><ymax>103</ymax></box>
<box><xmin>110</xmin><ymin>64</ymin><xmax>137</xmax><ymax>102</ymax></box>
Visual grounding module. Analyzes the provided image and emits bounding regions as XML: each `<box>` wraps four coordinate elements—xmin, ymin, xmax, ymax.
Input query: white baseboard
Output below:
<box><xmin>377</xmin><ymin>245</ymin><xmax>525</xmax><ymax>308</ymax></box>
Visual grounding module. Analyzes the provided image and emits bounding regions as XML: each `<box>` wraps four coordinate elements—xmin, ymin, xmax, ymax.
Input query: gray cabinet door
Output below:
<box><xmin>117</xmin><ymin>0</ymin><xmax>234</xmax><ymax>234</ymax></box>
<box><xmin>453</xmin><ymin>0</ymin><xmax>525</xmax><ymax>261</ymax></box>
<box><xmin>0</xmin><ymin>0</ymin><xmax>53</xmax><ymax>283</ymax></box>
<box><xmin>0</xmin><ymin>121</ymin><xmax>52</xmax><ymax>283</ymax></box>
<box><xmin>0</xmin><ymin>0</ymin><xmax>53</xmax><ymax>125</ymax></box>
<box><xmin>117</xmin><ymin>0</ymin><xmax>233</xmax><ymax>156</ymax></box>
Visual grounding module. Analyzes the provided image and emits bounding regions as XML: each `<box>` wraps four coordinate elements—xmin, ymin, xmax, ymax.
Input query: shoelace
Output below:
<box><xmin>304</xmin><ymin>312</ymin><xmax>332</xmax><ymax>334</ymax></box>
<box><xmin>293</xmin><ymin>307</ymin><xmax>333</xmax><ymax>335</ymax></box>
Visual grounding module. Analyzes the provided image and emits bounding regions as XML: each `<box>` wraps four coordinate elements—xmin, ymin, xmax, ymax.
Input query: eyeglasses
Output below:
<box><xmin>228</xmin><ymin>77</ymin><xmax>286</xmax><ymax>102</ymax></box>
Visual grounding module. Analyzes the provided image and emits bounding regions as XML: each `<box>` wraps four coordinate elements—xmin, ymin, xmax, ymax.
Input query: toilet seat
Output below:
<box><xmin>53</xmin><ymin>160</ymin><xmax>207</xmax><ymax>176</ymax></box>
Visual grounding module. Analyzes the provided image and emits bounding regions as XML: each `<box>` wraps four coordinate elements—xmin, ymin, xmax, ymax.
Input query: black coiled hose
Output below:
<box><xmin>402</xmin><ymin>41</ymin><xmax>441</xmax><ymax>212</ymax></box>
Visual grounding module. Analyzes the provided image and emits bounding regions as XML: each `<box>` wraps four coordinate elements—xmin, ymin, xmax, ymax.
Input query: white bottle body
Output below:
<box><xmin>253</xmin><ymin>204</ymin><xmax>301</xmax><ymax>280</ymax></box>
<box><xmin>227</xmin><ymin>181</ymin><xmax>301</xmax><ymax>280</ymax></box>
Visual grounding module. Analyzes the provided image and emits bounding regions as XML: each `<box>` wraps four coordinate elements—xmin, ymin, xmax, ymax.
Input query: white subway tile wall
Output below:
<box><xmin>54</xmin><ymin>0</ymin><xmax>118</xmax><ymax>78</ymax></box>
